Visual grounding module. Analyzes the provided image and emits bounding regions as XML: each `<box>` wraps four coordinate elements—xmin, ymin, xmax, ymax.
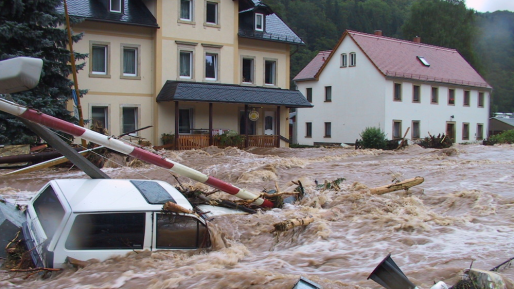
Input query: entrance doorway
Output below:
<box><xmin>446</xmin><ymin>122</ymin><xmax>456</xmax><ymax>142</ymax></box>
<box><xmin>264</xmin><ymin>111</ymin><xmax>275</xmax><ymax>135</ymax></box>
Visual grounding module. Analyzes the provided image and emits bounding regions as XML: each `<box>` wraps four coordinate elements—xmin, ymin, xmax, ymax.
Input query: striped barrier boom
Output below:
<box><xmin>0</xmin><ymin>98</ymin><xmax>274</xmax><ymax>208</ymax></box>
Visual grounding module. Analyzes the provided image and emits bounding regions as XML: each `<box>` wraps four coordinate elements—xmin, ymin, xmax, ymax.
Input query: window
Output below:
<box><xmin>180</xmin><ymin>51</ymin><xmax>193</xmax><ymax>78</ymax></box>
<box><xmin>431</xmin><ymin>87</ymin><xmax>438</xmax><ymax>104</ymax></box>
<box><xmin>255</xmin><ymin>13</ymin><xmax>264</xmax><ymax>31</ymax></box>
<box><xmin>341</xmin><ymin>53</ymin><xmax>347</xmax><ymax>67</ymax></box>
<box><xmin>91</xmin><ymin>44</ymin><xmax>108</xmax><ymax>75</ymax></box>
<box><xmin>413</xmin><ymin>85</ymin><xmax>420</xmax><ymax>103</ymax></box>
<box><xmin>462</xmin><ymin>123</ymin><xmax>469</xmax><ymax>140</ymax></box>
<box><xmin>417</xmin><ymin>56</ymin><xmax>430</xmax><ymax>67</ymax></box>
<box><xmin>412</xmin><ymin>121</ymin><xmax>420</xmax><ymax>139</ymax></box>
<box><xmin>33</xmin><ymin>185</ymin><xmax>65</xmax><ymax>240</ymax></box>
<box><xmin>448</xmin><ymin>89</ymin><xmax>455</xmax><ymax>105</ymax></box>
<box><xmin>242</xmin><ymin>58</ymin><xmax>254</xmax><ymax>83</ymax></box>
<box><xmin>478</xmin><ymin>92</ymin><xmax>484</xmax><ymax>107</ymax></box>
<box><xmin>110</xmin><ymin>0</ymin><xmax>121</xmax><ymax>13</ymax></box>
<box><xmin>463</xmin><ymin>91</ymin><xmax>470</xmax><ymax>106</ymax></box>
<box><xmin>180</xmin><ymin>0</ymin><xmax>193</xmax><ymax>21</ymax></box>
<box><xmin>324</xmin><ymin>122</ymin><xmax>331</xmax><ymax>138</ymax></box>
<box><xmin>306</xmin><ymin>122</ymin><xmax>312</xmax><ymax>138</ymax></box>
<box><xmin>264</xmin><ymin>60</ymin><xmax>276</xmax><ymax>85</ymax></box>
<box><xmin>349</xmin><ymin>52</ymin><xmax>356</xmax><ymax>66</ymax></box>
<box><xmin>205</xmin><ymin>53</ymin><xmax>218</xmax><ymax>80</ymax></box>
<box><xmin>65</xmin><ymin>213</ymin><xmax>145</xmax><ymax>250</ymax></box>
<box><xmin>477</xmin><ymin>123</ymin><xmax>484</xmax><ymax>140</ymax></box>
<box><xmin>394</xmin><ymin>83</ymin><xmax>402</xmax><ymax>101</ymax></box>
<box><xmin>179</xmin><ymin>108</ymin><xmax>193</xmax><ymax>134</ymax></box>
<box><xmin>91</xmin><ymin>106</ymin><xmax>108</xmax><ymax>130</ymax></box>
<box><xmin>393</xmin><ymin>120</ymin><xmax>402</xmax><ymax>139</ymax></box>
<box><xmin>122</xmin><ymin>107</ymin><xmax>138</xmax><ymax>135</ymax></box>
<box><xmin>206</xmin><ymin>1</ymin><xmax>218</xmax><ymax>25</ymax></box>
<box><xmin>306</xmin><ymin>88</ymin><xmax>312</xmax><ymax>102</ymax></box>
<box><xmin>325</xmin><ymin>86</ymin><xmax>332</xmax><ymax>102</ymax></box>
<box><xmin>122</xmin><ymin>46</ymin><xmax>138</xmax><ymax>77</ymax></box>
<box><xmin>156</xmin><ymin>214</ymin><xmax>210</xmax><ymax>249</ymax></box>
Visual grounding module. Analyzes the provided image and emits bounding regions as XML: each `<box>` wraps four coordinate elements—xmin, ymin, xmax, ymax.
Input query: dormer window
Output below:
<box><xmin>110</xmin><ymin>0</ymin><xmax>122</xmax><ymax>13</ymax></box>
<box><xmin>255</xmin><ymin>13</ymin><xmax>264</xmax><ymax>31</ymax></box>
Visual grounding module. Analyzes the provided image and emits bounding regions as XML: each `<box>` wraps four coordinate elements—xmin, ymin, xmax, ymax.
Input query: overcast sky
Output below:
<box><xmin>466</xmin><ymin>0</ymin><xmax>514</xmax><ymax>12</ymax></box>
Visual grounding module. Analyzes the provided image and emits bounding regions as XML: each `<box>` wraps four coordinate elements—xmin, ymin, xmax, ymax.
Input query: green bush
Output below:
<box><xmin>359</xmin><ymin>127</ymin><xmax>387</xmax><ymax>149</ymax></box>
<box><xmin>489</xmin><ymin>130</ymin><xmax>514</xmax><ymax>144</ymax></box>
<box><xmin>161</xmin><ymin>133</ymin><xmax>174</xmax><ymax>144</ymax></box>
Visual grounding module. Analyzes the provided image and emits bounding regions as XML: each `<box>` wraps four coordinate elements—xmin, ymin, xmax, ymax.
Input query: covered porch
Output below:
<box><xmin>156</xmin><ymin>81</ymin><xmax>312</xmax><ymax>150</ymax></box>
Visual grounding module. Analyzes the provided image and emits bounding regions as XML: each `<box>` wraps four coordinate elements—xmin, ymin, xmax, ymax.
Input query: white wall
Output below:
<box><xmin>296</xmin><ymin>37</ymin><xmax>387</xmax><ymax>145</ymax></box>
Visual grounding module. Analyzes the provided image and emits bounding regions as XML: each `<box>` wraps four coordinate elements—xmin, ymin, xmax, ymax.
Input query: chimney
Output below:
<box><xmin>413</xmin><ymin>36</ymin><xmax>421</xmax><ymax>43</ymax></box>
<box><xmin>374</xmin><ymin>30</ymin><xmax>382</xmax><ymax>36</ymax></box>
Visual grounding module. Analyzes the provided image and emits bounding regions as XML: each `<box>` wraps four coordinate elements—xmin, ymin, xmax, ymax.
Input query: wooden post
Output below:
<box><xmin>369</xmin><ymin>177</ymin><xmax>424</xmax><ymax>195</ymax></box>
<box><xmin>244</xmin><ymin>104</ymin><xmax>249</xmax><ymax>148</ymax></box>
<box><xmin>209</xmin><ymin>103</ymin><xmax>213</xmax><ymax>146</ymax></box>
<box><xmin>174</xmin><ymin>101</ymin><xmax>179</xmax><ymax>150</ymax></box>
<box><xmin>63</xmin><ymin>0</ymin><xmax>86</xmax><ymax>147</ymax></box>
<box><xmin>276</xmin><ymin>106</ymin><xmax>281</xmax><ymax>147</ymax></box>
<box><xmin>272</xmin><ymin>216</ymin><xmax>314</xmax><ymax>232</ymax></box>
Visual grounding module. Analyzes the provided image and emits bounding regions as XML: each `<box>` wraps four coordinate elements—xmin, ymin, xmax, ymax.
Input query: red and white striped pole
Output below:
<box><xmin>0</xmin><ymin>98</ymin><xmax>274</xmax><ymax>208</ymax></box>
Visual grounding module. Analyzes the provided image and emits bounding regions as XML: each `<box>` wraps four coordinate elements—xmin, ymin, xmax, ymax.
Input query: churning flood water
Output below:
<box><xmin>1</xmin><ymin>144</ymin><xmax>514</xmax><ymax>288</ymax></box>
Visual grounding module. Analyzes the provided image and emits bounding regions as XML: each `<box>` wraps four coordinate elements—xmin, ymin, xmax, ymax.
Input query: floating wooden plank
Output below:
<box><xmin>2</xmin><ymin>147</ymin><xmax>104</xmax><ymax>176</ymax></box>
<box><xmin>369</xmin><ymin>177</ymin><xmax>424</xmax><ymax>195</ymax></box>
<box><xmin>272</xmin><ymin>216</ymin><xmax>314</xmax><ymax>232</ymax></box>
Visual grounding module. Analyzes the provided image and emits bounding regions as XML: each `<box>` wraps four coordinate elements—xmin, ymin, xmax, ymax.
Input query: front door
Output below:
<box><xmin>446</xmin><ymin>122</ymin><xmax>456</xmax><ymax>142</ymax></box>
<box><xmin>264</xmin><ymin>111</ymin><xmax>275</xmax><ymax>135</ymax></box>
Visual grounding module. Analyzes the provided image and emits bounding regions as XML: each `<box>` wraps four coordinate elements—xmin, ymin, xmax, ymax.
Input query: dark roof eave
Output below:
<box><xmin>238</xmin><ymin>34</ymin><xmax>304</xmax><ymax>45</ymax></box>
<box><xmin>79</xmin><ymin>17</ymin><xmax>159</xmax><ymax>28</ymax></box>
<box><xmin>293</xmin><ymin>77</ymin><xmax>316</xmax><ymax>82</ymax></box>
<box><xmin>158</xmin><ymin>98</ymin><xmax>313</xmax><ymax>108</ymax></box>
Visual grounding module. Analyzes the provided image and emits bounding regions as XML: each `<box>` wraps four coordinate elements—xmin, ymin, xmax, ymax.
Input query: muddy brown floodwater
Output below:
<box><xmin>1</xmin><ymin>144</ymin><xmax>514</xmax><ymax>289</ymax></box>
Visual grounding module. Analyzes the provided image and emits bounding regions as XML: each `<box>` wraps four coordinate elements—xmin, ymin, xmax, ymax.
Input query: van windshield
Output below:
<box><xmin>33</xmin><ymin>185</ymin><xmax>66</xmax><ymax>240</ymax></box>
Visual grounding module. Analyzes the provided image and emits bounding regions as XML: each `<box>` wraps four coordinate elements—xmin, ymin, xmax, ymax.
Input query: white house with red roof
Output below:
<box><xmin>293</xmin><ymin>30</ymin><xmax>492</xmax><ymax>145</ymax></box>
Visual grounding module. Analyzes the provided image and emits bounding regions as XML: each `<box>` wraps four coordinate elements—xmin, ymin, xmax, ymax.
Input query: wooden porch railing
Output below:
<box><xmin>171</xmin><ymin>135</ymin><xmax>280</xmax><ymax>150</ymax></box>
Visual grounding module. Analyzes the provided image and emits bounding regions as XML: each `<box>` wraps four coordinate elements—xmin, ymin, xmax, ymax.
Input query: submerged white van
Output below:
<box><xmin>23</xmin><ymin>179</ymin><xmax>211</xmax><ymax>268</ymax></box>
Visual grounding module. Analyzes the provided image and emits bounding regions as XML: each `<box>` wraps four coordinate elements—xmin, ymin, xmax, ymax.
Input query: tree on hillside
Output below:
<box><xmin>402</xmin><ymin>0</ymin><xmax>479</xmax><ymax>69</ymax></box>
<box><xmin>0</xmin><ymin>0</ymin><xmax>86</xmax><ymax>144</ymax></box>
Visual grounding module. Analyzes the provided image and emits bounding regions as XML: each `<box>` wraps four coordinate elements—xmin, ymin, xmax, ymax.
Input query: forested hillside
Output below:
<box><xmin>266</xmin><ymin>0</ymin><xmax>514</xmax><ymax>113</ymax></box>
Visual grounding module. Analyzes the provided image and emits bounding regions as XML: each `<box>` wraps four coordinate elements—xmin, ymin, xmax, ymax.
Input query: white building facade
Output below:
<box><xmin>294</xmin><ymin>30</ymin><xmax>492</xmax><ymax>145</ymax></box>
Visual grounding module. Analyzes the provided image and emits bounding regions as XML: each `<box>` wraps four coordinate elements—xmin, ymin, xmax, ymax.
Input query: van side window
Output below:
<box><xmin>65</xmin><ymin>213</ymin><xmax>145</xmax><ymax>250</ymax></box>
<box><xmin>156</xmin><ymin>214</ymin><xmax>210</xmax><ymax>249</ymax></box>
<box><xmin>33</xmin><ymin>185</ymin><xmax>66</xmax><ymax>240</ymax></box>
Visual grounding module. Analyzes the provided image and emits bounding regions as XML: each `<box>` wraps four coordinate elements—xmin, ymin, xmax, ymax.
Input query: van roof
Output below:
<box><xmin>51</xmin><ymin>179</ymin><xmax>193</xmax><ymax>213</ymax></box>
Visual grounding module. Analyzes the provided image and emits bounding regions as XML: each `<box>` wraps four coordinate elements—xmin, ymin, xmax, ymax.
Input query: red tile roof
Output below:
<box><xmin>293</xmin><ymin>50</ymin><xmax>332</xmax><ymax>81</ymax></box>
<box><xmin>294</xmin><ymin>30</ymin><xmax>491</xmax><ymax>89</ymax></box>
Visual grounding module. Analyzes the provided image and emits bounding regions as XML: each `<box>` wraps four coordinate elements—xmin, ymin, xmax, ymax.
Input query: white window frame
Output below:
<box><xmin>205</xmin><ymin>52</ymin><xmax>218</xmax><ymax>81</ymax></box>
<box><xmin>205</xmin><ymin>1</ymin><xmax>219</xmax><ymax>25</ymax></box>
<box><xmin>90</xmin><ymin>41</ymin><xmax>110</xmax><ymax>78</ymax></box>
<box><xmin>120</xmin><ymin>105</ymin><xmax>140</xmax><ymax>136</ymax></box>
<box><xmin>349</xmin><ymin>52</ymin><xmax>356</xmax><ymax>66</ymax></box>
<box><xmin>179</xmin><ymin>50</ymin><xmax>194</xmax><ymax>79</ymax></box>
<box><xmin>264</xmin><ymin>59</ymin><xmax>277</xmax><ymax>86</ymax></box>
<box><xmin>110</xmin><ymin>0</ymin><xmax>122</xmax><ymax>13</ymax></box>
<box><xmin>121</xmin><ymin>44</ymin><xmax>140</xmax><ymax>79</ymax></box>
<box><xmin>241</xmin><ymin>57</ymin><xmax>254</xmax><ymax>84</ymax></box>
<box><xmin>341</xmin><ymin>53</ymin><xmax>347</xmax><ymax>67</ymax></box>
<box><xmin>255</xmin><ymin>13</ymin><xmax>264</xmax><ymax>31</ymax></box>
<box><xmin>180</xmin><ymin>0</ymin><xmax>193</xmax><ymax>22</ymax></box>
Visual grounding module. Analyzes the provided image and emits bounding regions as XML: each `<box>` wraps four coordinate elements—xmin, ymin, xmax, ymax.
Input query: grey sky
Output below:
<box><xmin>466</xmin><ymin>0</ymin><xmax>514</xmax><ymax>12</ymax></box>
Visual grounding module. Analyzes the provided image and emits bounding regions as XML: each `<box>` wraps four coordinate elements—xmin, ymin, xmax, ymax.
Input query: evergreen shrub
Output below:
<box><xmin>359</xmin><ymin>127</ymin><xmax>387</xmax><ymax>149</ymax></box>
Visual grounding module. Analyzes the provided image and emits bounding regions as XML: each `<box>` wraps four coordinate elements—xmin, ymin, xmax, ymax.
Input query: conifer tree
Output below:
<box><xmin>0</xmin><ymin>0</ymin><xmax>86</xmax><ymax>144</ymax></box>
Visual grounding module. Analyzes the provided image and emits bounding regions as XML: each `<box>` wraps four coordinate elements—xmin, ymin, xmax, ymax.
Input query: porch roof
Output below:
<box><xmin>156</xmin><ymin>81</ymin><xmax>313</xmax><ymax>108</ymax></box>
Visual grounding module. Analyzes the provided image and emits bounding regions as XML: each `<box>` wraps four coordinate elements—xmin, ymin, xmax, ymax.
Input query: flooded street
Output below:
<box><xmin>1</xmin><ymin>144</ymin><xmax>513</xmax><ymax>288</ymax></box>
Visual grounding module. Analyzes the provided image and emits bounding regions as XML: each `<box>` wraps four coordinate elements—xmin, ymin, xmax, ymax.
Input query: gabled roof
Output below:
<box><xmin>238</xmin><ymin>1</ymin><xmax>304</xmax><ymax>45</ymax></box>
<box><xmin>293</xmin><ymin>51</ymin><xmax>331</xmax><ymax>81</ymax></box>
<box><xmin>294</xmin><ymin>30</ymin><xmax>491</xmax><ymax>89</ymax></box>
<box><xmin>60</xmin><ymin>0</ymin><xmax>158</xmax><ymax>28</ymax></box>
<box><xmin>156</xmin><ymin>81</ymin><xmax>313</xmax><ymax>108</ymax></box>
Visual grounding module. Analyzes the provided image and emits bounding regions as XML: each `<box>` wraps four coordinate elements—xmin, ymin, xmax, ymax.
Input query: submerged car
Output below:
<box><xmin>23</xmin><ymin>179</ymin><xmax>211</xmax><ymax>268</ymax></box>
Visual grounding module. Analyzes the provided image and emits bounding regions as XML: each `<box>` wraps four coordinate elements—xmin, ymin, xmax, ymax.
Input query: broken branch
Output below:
<box><xmin>163</xmin><ymin>201</ymin><xmax>193</xmax><ymax>214</ymax></box>
<box><xmin>368</xmin><ymin>177</ymin><xmax>424</xmax><ymax>195</ymax></box>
